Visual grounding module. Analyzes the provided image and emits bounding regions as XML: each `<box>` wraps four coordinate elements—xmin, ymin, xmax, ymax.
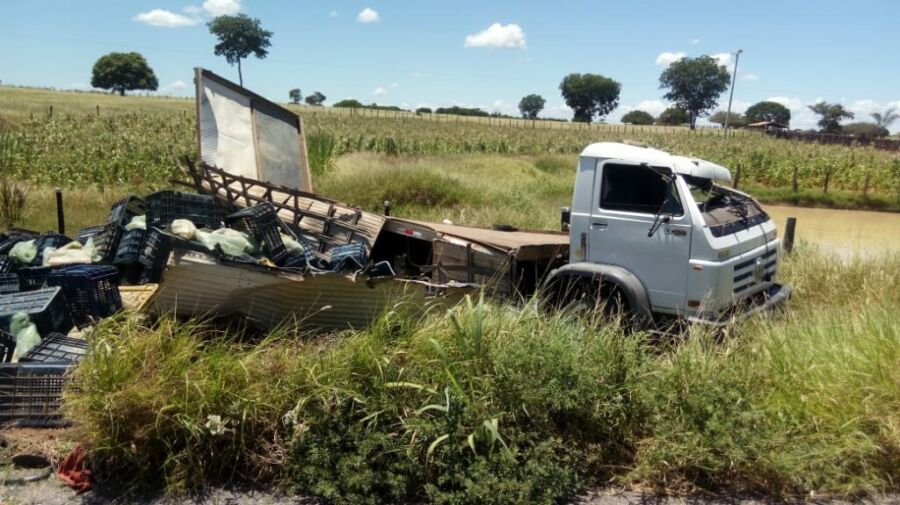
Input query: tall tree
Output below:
<box><xmin>745</xmin><ymin>101</ymin><xmax>791</xmax><ymax>126</ymax></box>
<box><xmin>656</xmin><ymin>107</ymin><xmax>689</xmax><ymax>126</ymax></box>
<box><xmin>288</xmin><ymin>88</ymin><xmax>301</xmax><ymax>104</ymax></box>
<box><xmin>659</xmin><ymin>55</ymin><xmax>730</xmax><ymax>129</ymax></box>
<box><xmin>871</xmin><ymin>108</ymin><xmax>898</xmax><ymax>130</ymax></box>
<box><xmin>808</xmin><ymin>102</ymin><xmax>854</xmax><ymax>133</ymax></box>
<box><xmin>518</xmin><ymin>94</ymin><xmax>546</xmax><ymax>119</ymax></box>
<box><xmin>559</xmin><ymin>73</ymin><xmax>621</xmax><ymax>123</ymax></box>
<box><xmin>207</xmin><ymin>14</ymin><xmax>273</xmax><ymax>87</ymax></box>
<box><xmin>90</xmin><ymin>52</ymin><xmax>158</xmax><ymax>96</ymax></box>
<box><xmin>708</xmin><ymin>110</ymin><xmax>746</xmax><ymax>127</ymax></box>
<box><xmin>621</xmin><ymin>110</ymin><xmax>654</xmax><ymax>125</ymax></box>
<box><xmin>305</xmin><ymin>91</ymin><xmax>326</xmax><ymax>106</ymax></box>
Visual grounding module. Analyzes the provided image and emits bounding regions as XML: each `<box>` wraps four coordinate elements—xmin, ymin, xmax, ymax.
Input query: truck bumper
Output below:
<box><xmin>686</xmin><ymin>283</ymin><xmax>792</xmax><ymax>327</ymax></box>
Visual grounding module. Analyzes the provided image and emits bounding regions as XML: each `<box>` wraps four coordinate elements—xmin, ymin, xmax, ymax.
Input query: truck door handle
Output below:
<box><xmin>591</xmin><ymin>222</ymin><xmax>608</xmax><ymax>230</ymax></box>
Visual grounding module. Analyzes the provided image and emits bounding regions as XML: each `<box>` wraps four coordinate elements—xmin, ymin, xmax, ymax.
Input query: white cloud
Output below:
<box><xmin>464</xmin><ymin>23</ymin><xmax>526</xmax><ymax>49</ymax></box>
<box><xmin>373</xmin><ymin>86</ymin><xmax>388</xmax><ymax>96</ymax></box>
<box><xmin>159</xmin><ymin>80</ymin><xmax>189</xmax><ymax>94</ymax></box>
<box><xmin>389</xmin><ymin>82</ymin><xmax>399</xmax><ymax>89</ymax></box>
<box><xmin>741</xmin><ymin>72</ymin><xmax>759</xmax><ymax>81</ymax></box>
<box><xmin>412</xmin><ymin>72</ymin><xmax>425</xmax><ymax>78</ymax></box>
<box><xmin>134</xmin><ymin>9</ymin><xmax>198</xmax><ymax>27</ymax></box>
<box><xmin>711</xmin><ymin>52</ymin><xmax>732</xmax><ymax>66</ymax></box>
<box><xmin>202</xmin><ymin>0</ymin><xmax>241</xmax><ymax>17</ymax></box>
<box><xmin>655</xmin><ymin>51</ymin><xmax>685</xmax><ymax>66</ymax></box>
<box><xmin>691</xmin><ymin>38</ymin><xmax>700</xmax><ymax>45</ymax></box>
<box><xmin>492</xmin><ymin>100</ymin><xmax>505</xmax><ymax>108</ymax></box>
<box><xmin>329</xmin><ymin>10</ymin><xmax>339</xmax><ymax>18</ymax></box>
<box><xmin>357</xmin><ymin>7</ymin><xmax>379</xmax><ymax>23</ymax></box>
<box><xmin>633</xmin><ymin>100</ymin><xmax>669</xmax><ymax>116</ymax></box>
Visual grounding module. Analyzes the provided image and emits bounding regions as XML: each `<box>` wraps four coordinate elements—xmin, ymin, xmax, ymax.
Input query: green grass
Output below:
<box><xmin>65</xmin><ymin>248</ymin><xmax>900</xmax><ymax>503</ymax></box>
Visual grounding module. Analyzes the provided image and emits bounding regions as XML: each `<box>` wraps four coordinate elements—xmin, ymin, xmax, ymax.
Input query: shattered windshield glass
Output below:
<box><xmin>682</xmin><ymin>175</ymin><xmax>769</xmax><ymax>235</ymax></box>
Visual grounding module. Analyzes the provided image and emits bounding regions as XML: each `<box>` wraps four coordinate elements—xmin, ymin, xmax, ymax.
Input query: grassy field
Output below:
<box><xmin>63</xmin><ymin>248</ymin><xmax>899</xmax><ymax>503</ymax></box>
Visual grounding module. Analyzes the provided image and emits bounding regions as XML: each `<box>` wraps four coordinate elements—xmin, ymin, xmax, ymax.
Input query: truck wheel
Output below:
<box><xmin>542</xmin><ymin>276</ymin><xmax>632</xmax><ymax>326</ymax></box>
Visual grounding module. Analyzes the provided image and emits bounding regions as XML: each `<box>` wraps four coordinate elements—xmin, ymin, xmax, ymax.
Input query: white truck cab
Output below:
<box><xmin>549</xmin><ymin>141</ymin><xmax>791</xmax><ymax>327</ymax></box>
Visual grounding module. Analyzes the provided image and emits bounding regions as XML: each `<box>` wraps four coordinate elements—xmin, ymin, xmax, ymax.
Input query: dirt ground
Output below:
<box><xmin>2</xmin><ymin>428</ymin><xmax>898</xmax><ymax>505</ymax></box>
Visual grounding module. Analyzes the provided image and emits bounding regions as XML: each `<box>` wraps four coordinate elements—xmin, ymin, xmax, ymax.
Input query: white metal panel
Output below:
<box><xmin>198</xmin><ymin>78</ymin><xmax>257</xmax><ymax>180</ymax></box>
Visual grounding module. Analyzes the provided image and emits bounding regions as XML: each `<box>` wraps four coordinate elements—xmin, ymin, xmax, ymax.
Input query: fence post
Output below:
<box><xmin>863</xmin><ymin>172</ymin><xmax>871</xmax><ymax>195</ymax></box>
<box><xmin>733</xmin><ymin>163</ymin><xmax>742</xmax><ymax>189</ymax></box>
<box><xmin>783</xmin><ymin>217</ymin><xmax>797</xmax><ymax>253</ymax></box>
<box><xmin>49</xmin><ymin>105</ymin><xmax>53</xmax><ymax>119</ymax></box>
<box><xmin>55</xmin><ymin>188</ymin><xmax>65</xmax><ymax>235</ymax></box>
<box><xmin>792</xmin><ymin>166</ymin><xmax>799</xmax><ymax>193</ymax></box>
<box><xmin>96</xmin><ymin>105</ymin><xmax>100</xmax><ymax>116</ymax></box>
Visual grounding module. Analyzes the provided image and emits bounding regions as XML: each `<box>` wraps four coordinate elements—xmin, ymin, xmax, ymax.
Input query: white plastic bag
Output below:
<box><xmin>10</xmin><ymin>313</ymin><xmax>41</xmax><ymax>361</ymax></box>
<box><xmin>281</xmin><ymin>233</ymin><xmax>304</xmax><ymax>255</ymax></box>
<box><xmin>195</xmin><ymin>228</ymin><xmax>258</xmax><ymax>257</ymax></box>
<box><xmin>171</xmin><ymin>219</ymin><xmax>197</xmax><ymax>240</ymax></box>
<box><xmin>9</xmin><ymin>239</ymin><xmax>37</xmax><ymax>264</ymax></box>
<box><xmin>125</xmin><ymin>215</ymin><xmax>147</xmax><ymax>231</ymax></box>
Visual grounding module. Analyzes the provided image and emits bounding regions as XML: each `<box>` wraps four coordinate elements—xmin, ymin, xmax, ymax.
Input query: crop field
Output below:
<box><xmin>1</xmin><ymin>86</ymin><xmax>899</xmax><ymax>504</ymax></box>
<box><xmin>1</xmin><ymin>87</ymin><xmax>899</xmax><ymax>206</ymax></box>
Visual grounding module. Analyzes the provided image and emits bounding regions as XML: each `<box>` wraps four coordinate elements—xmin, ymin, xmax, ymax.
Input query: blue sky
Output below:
<box><xmin>2</xmin><ymin>0</ymin><xmax>898</xmax><ymax>130</ymax></box>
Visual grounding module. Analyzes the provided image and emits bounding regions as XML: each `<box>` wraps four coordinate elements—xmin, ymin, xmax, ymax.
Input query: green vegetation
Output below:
<box><xmin>0</xmin><ymin>86</ymin><xmax>897</xmax><ymax>212</ymax></box>
<box><xmin>90</xmin><ymin>52</ymin><xmax>159</xmax><ymax>96</ymax></box>
<box><xmin>745</xmin><ymin>100</ymin><xmax>792</xmax><ymax>126</ymax></box>
<box><xmin>207</xmin><ymin>14</ymin><xmax>273</xmax><ymax>87</ymax></box>
<box><xmin>559</xmin><ymin>73</ymin><xmax>622</xmax><ymax>123</ymax></box>
<box><xmin>659</xmin><ymin>55</ymin><xmax>731</xmax><ymax>129</ymax></box>
<box><xmin>621</xmin><ymin>110</ymin><xmax>655</xmax><ymax>125</ymax></box>
<box><xmin>65</xmin><ymin>248</ymin><xmax>900</xmax><ymax>502</ymax></box>
<box><xmin>517</xmin><ymin>94</ymin><xmax>546</xmax><ymax>119</ymax></box>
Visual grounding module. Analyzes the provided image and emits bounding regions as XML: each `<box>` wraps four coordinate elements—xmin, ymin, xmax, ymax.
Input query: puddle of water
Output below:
<box><xmin>764</xmin><ymin>205</ymin><xmax>900</xmax><ymax>256</ymax></box>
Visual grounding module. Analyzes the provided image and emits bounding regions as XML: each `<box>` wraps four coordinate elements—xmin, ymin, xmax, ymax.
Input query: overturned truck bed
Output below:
<box><xmin>154</xmin><ymin>161</ymin><xmax>569</xmax><ymax>329</ymax></box>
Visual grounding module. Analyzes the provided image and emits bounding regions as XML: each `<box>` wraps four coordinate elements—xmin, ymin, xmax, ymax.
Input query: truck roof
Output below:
<box><xmin>580</xmin><ymin>142</ymin><xmax>732</xmax><ymax>182</ymax></box>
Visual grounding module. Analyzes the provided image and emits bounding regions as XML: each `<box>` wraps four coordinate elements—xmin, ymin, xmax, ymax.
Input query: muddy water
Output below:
<box><xmin>763</xmin><ymin>205</ymin><xmax>900</xmax><ymax>255</ymax></box>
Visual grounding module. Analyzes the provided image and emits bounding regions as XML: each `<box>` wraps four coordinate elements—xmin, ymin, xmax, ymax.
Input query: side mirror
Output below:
<box><xmin>560</xmin><ymin>207</ymin><xmax>571</xmax><ymax>232</ymax></box>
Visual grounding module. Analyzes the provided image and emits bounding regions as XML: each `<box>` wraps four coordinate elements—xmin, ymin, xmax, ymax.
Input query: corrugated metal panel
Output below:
<box><xmin>152</xmin><ymin>252</ymin><xmax>472</xmax><ymax>330</ymax></box>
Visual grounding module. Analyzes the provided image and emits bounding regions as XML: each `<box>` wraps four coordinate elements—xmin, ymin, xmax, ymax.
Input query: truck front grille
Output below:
<box><xmin>733</xmin><ymin>248</ymin><xmax>777</xmax><ymax>294</ymax></box>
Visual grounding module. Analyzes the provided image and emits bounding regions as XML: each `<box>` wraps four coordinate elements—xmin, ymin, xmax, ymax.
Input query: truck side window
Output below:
<box><xmin>600</xmin><ymin>163</ymin><xmax>682</xmax><ymax>215</ymax></box>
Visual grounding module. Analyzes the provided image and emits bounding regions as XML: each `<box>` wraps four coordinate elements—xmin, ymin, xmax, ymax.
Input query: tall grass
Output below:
<box><xmin>66</xmin><ymin>248</ymin><xmax>900</xmax><ymax>502</ymax></box>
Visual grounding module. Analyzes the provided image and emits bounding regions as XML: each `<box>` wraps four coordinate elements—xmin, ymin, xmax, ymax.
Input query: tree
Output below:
<box><xmin>90</xmin><ymin>52</ymin><xmax>158</xmax><ymax>96</ymax></box>
<box><xmin>207</xmin><ymin>14</ymin><xmax>273</xmax><ymax>87</ymax></box>
<box><xmin>288</xmin><ymin>88</ymin><xmax>301</xmax><ymax>104</ymax></box>
<box><xmin>659</xmin><ymin>55</ymin><xmax>730</xmax><ymax>129</ymax></box>
<box><xmin>808</xmin><ymin>102</ymin><xmax>854</xmax><ymax>133</ymax></box>
<box><xmin>416</xmin><ymin>107</ymin><xmax>432</xmax><ymax>114</ymax></box>
<box><xmin>745</xmin><ymin>101</ymin><xmax>791</xmax><ymax>126</ymax></box>
<box><xmin>656</xmin><ymin>107</ymin><xmax>689</xmax><ymax>126</ymax></box>
<box><xmin>559</xmin><ymin>73</ymin><xmax>621</xmax><ymax>123</ymax></box>
<box><xmin>871</xmin><ymin>108</ymin><xmax>898</xmax><ymax>130</ymax></box>
<box><xmin>333</xmin><ymin>99</ymin><xmax>364</xmax><ymax>108</ymax></box>
<box><xmin>621</xmin><ymin>110</ymin><xmax>654</xmax><ymax>125</ymax></box>
<box><xmin>518</xmin><ymin>94</ymin><xmax>546</xmax><ymax>119</ymax></box>
<box><xmin>708</xmin><ymin>110</ymin><xmax>746</xmax><ymax>127</ymax></box>
<box><xmin>305</xmin><ymin>91</ymin><xmax>326</xmax><ymax>106</ymax></box>
<box><xmin>842</xmin><ymin>122</ymin><xmax>889</xmax><ymax>137</ymax></box>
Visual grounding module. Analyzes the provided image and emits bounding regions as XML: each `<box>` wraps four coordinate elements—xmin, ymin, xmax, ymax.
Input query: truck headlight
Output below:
<box><xmin>717</xmin><ymin>248</ymin><xmax>730</xmax><ymax>259</ymax></box>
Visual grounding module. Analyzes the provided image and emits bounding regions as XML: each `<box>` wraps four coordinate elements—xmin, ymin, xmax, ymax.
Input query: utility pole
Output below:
<box><xmin>723</xmin><ymin>49</ymin><xmax>743</xmax><ymax>149</ymax></box>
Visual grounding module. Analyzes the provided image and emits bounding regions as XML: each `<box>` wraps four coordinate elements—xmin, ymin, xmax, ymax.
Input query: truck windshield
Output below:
<box><xmin>682</xmin><ymin>175</ymin><xmax>769</xmax><ymax>237</ymax></box>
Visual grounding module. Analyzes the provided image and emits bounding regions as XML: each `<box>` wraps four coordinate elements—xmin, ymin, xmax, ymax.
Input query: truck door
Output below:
<box><xmin>589</xmin><ymin>161</ymin><xmax>692</xmax><ymax>313</ymax></box>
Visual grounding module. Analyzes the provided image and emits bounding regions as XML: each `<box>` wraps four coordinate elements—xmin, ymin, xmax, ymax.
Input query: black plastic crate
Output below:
<box><xmin>329</xmin><ymin>242</ymin><xmax>369</xmax><ymax>272</ymax></box>
<box><xmin>33</xmin><ymin>233</ymin><xmax>73</xmax><ymax>266</ymax></box>
<box><xmin>17</xmin><ymin>266</ymin><xmax>53</xmax><ymax>291</ymax></box>
<box><xmin>0</xmin><ymin>273</ymin><xmax>18</xmax><ymax>294</ymax></box>
<box><xmin>0</xmin><ymin>363</ymin><xmax>74</xmax><ymax>427</ymax></box>
<box><xmin>47</xmin><ymin>265</ymin><xmax>121</xmax><ymax>328</ymax></box>
<box><xmin>0</xmin><ymin>256</ymin><xmax>12</xmax><ymax>273</ymax></box>
<box><xmin>20</xmin><ymin>333</ymin><xmax>88</xmax><ymax>364</ymax></box>
<box><xmin>145</xmin><ymin>190</ymin><xmax>222</xmax><ymax>230</ymax></box>
<box><xmin>107</xmin><ymin>195</ymin><xmax>146</xmax><ymax>226</ymax></box>
<box><xmin>0</xmin><ymin>330</ymin><xmax>13</xmax><ymax>363</ymax></box>
<box><xmin>91</xmin><ymin>223</ymin><xmax>123</xmax><ymax>263</ymax></box>
<box><xmin>225</xmin><ymin>203</ymin><xmax>290</xmax><ymax>264</ymax></box>
<box><xmin>75</xmin><ymin>225</ymin><xmax>106</xmax><ymax>245</ymax></box>
<box><xmin>113</xmin><ymin>228</ymin><xmax>146</xmax><ymax>265</ymax></box>
<box><xmin>0</xmin><ymin>287</ymin><xmax>73</xmax><ymax>337</ymax></box>
<box><xmin>138</xmin><ymin>228</ymin><xmax>175</xmax><ymax>284</ymax></box>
